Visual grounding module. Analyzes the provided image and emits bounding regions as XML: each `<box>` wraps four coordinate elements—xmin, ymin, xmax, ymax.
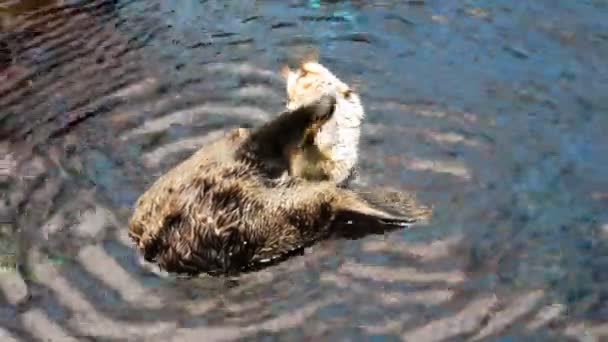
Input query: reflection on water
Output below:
<box><xmin>1</xmin><ymin>0</ymin><xmax>607</xmax><ymax>340</ymax></box>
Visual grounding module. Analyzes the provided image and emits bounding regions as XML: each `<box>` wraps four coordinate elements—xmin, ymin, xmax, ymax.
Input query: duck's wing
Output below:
<box><xmin>331</xmin><ymin>185</ymin><xmax>433</xmax><ymax>239</ymax></box>
<box><xmin>234</xmin><ymin>94</ymin><xmax>337</xmax><ymax>176</ymax></box>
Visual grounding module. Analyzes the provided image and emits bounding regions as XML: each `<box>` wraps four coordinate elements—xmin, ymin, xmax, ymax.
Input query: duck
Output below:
<box><xmin>280</xmin><ymin>57</ymin><xmax>365</xmax><ymax>186</ymax></box>
<box><xmin>128</xmin><ymin>95</ymin><xmax>428</xmax><ymax>276</ymax></box>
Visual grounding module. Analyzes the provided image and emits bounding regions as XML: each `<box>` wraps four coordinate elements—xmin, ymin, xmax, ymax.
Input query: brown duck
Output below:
<box><xmin>128</xmin><ymin>95</ymin><xmax>431</xmax><ymax>276</ymax></box>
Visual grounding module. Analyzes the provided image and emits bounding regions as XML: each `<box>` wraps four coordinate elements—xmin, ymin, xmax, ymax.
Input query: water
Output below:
<box><xmin>1</xmin><ymin>0</ymin><xmax>607</xmax><ymax>340</ymax></box>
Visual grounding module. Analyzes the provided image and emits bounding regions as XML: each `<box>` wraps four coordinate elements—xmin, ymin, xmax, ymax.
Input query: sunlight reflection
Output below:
<box><xmin>123</xmin><ymin>103</ymin><xmax>269</xmax><ymax>139</ymax></box>
<box><xmin>0</xmin><ymin>328</ymin><xmax>20</xmax><ymax>342</ymax></box>
<box><xmin>203</xmin><ymin>62</ymin><xmax>282</xmax><ymax>81</ymax></box>
<box><xmin>565</xmin><ymin>322</ymin><xmax>608</xmax><ymax>341</ymax></box>
<box><xmin>0</xmin><ymin>270</ymin><xmax>26</xmax><ymax>304</ymax></box>
<box><xmin>109</xmin><ymin>77</ymin><xmax>159</xmax><ymax>99</ymax></box>
<box><xmin>525</xmin><ymin>303</ymin><xmax>565</xmax><ymax>332</ymax></box>
<box><xmin>472</xmin><ymin>290</ymin><xmax>545</xmax><ymax>341</ymax></box>
<box><xmin>141</xmin><ymin>130</ymin><xmax>227</xmax><ymax>168</ymax></box>
<box><xmin>35</xmin><ymin>261</ymin><xmax>176</xmax><ymax>339</ymax></box>
<box><xmin>231</xmin><ymin>84</ymin><xmax>282</xmax><ymax>101</ymax></box>
<box><xmin>322</xmin><ymin>273</ymin><xmax>454</xmax><ymax>306</ymax></box>
<box><xmin>420</xmin><ymin>129</ymin><xmax>483</xmax><ymax>148</ymax></box>
<box><xmin>402</xmin><ymin>295</ymin><xmax>498</xmax><ymax>342</ymax></box>
<box><xmin>78</xmin><ymin>244</ymin><xmax>164</xmax><ymax>309</ymax></box>
<box><xmin>21</xmin><ymin>308</ymin><xmax>77</xmax><ymax>342</ymax></box>
<box><xmin>339</xmin><ymin>262</ymin><xmax>465</xmax><ymax>284</ymax></box>
<box><xmin>406</xmin><ymin>157</ymin><xmax>472</xmax><ymax>181</ymax></box>
<box><xmin>362</xmin><ymin>237</ymin><xmax>463</xmax><ymax>261</ymax></box>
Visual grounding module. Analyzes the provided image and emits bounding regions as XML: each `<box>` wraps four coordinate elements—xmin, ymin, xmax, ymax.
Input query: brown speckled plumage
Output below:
<box><xmin>128</xmin><ymin>96</ymin><xmax>431</xmax><ymax>276</ymax></box>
